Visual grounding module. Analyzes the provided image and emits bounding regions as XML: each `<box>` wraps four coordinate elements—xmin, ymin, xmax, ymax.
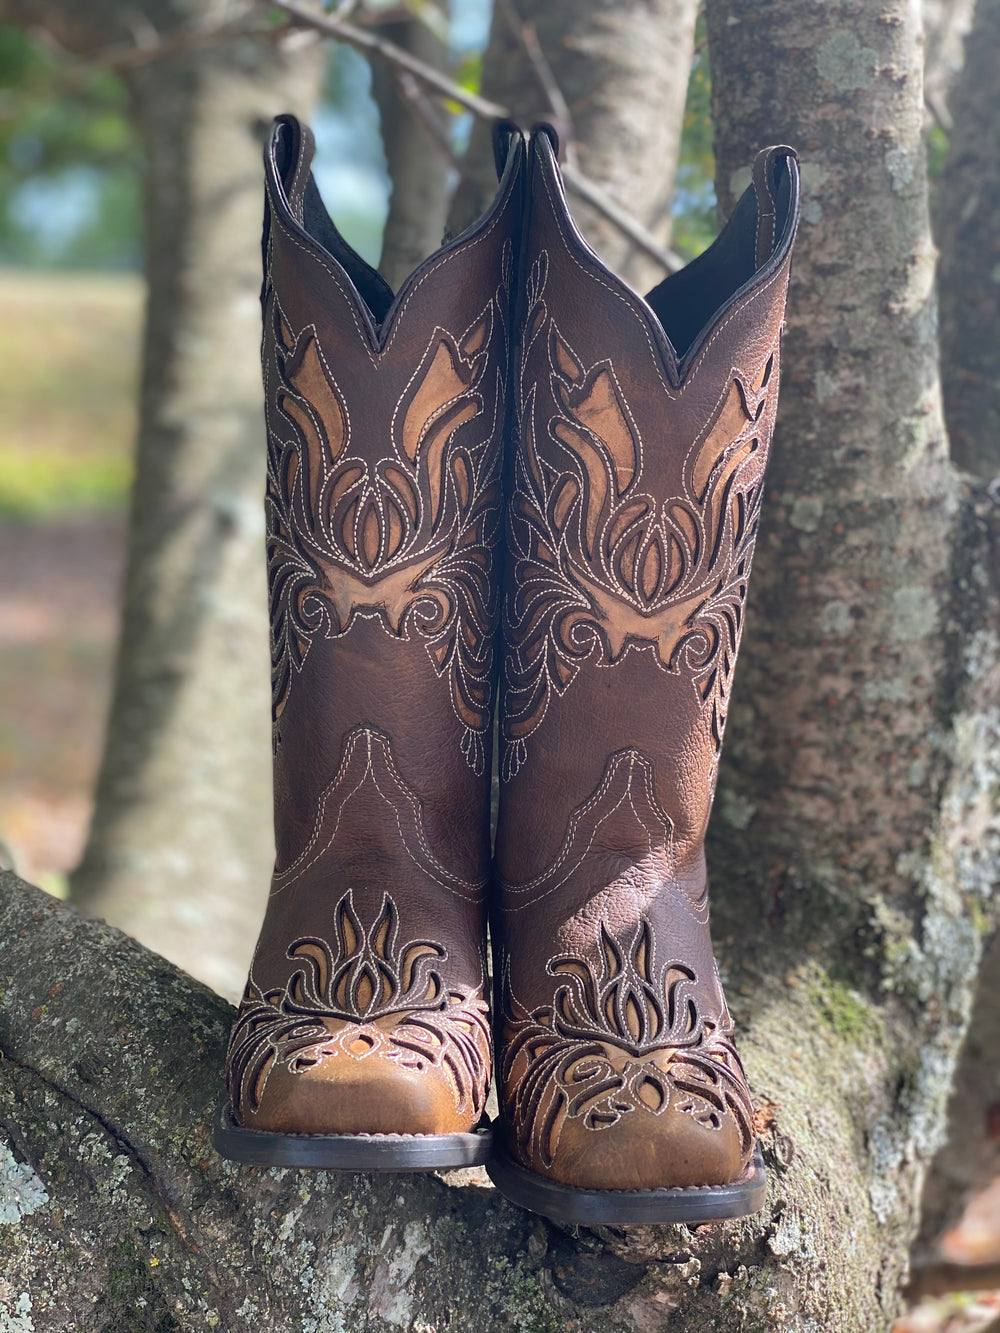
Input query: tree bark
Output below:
<box><xmin>702</xmin><ymin>0</ymin><xmax>1000</xmax><ymax>1326</ymax></box>
<box><xmin>0</xmin><ymin>873</ymin><xmax>865</xmax><ymax>1332</ymax></box>
<box><xmin>933</xmin><ymin>0</ymin><xmax>1000</xmax><ymax>483</ymax></box>
<box><xmin>449</xmin><ymin>0</ymin><xmax>699</xmax><ymax>292</ymax></box>
<box><xmin>369</xmin><ymin>7</ymin><xmax>453</xmax><ymax>291</ymax></box>
<box><xmin>4</xmin><ymin>3</ymin><xmax>324</xmax><ymax>1000</ymax></box>
<box><xmin>917</xmin><ymin>0</ymin><xmax>1000</xmax><ymax>1267</ymax></box>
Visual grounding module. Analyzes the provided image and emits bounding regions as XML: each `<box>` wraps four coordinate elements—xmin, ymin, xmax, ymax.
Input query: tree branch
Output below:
<box><xmin>272</xmin><ymin>0</ymin><xmax>509</xmax><ymax>119</ymax></box>
<box><xmin>272</xmin><ymin>0</ymin><xmax>682</xmax><ymax>274</ymax></box>
<box><xmin>559</xmin><ymin>162</ymin><xmax>686</xmax><ymax>273</ymax></box>
<box><xmin>0</xmin><ymin>869</ymin><xmax>862</xmax><ymax>1330</ymax></box>
<box><xmin>496</xmin><ymin>0</ymin><xmax>574</xmax><ymax>155</ymax></box>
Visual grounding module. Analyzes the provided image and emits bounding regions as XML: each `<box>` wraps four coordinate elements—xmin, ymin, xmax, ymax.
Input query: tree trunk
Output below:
<box><xmin>47</xmin><ymin>18</ymin><xmax>321</xmax><ymax>1000</ymax></box>
<box><xmin>916</xmin><ymin>0</ymin><xmax>1000</xmax><ymax>1260</ymax></box>
<box><xmin>933</xmin><ymin>0</ymin><xmax>1000</xmax><ymax>483</ymax></box>
<box><xmin>369</xmin><ymin>7</ymin><xmax>453</xmax><ymax>290</ymax></box>
<box><xmin>702</xmin><ymin>0</ymin><xmax>1000</xmax><ymax>1326</ymax></box>
<box><xmin>449</xmin><ymin>0</ymin><xmax>699</xmax><ymax>292</ymax></box>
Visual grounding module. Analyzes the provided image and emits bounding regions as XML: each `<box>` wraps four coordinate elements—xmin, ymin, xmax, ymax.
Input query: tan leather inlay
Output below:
<box><xmin>266</xmin><ymin>302</ymin><xmax>505</xmax><ymax>766</ymax></box>
<box><xmin>495</xmin><ymin>136</ymin><xmax>799</xmax><ymax>1194</ymax></box>
<box><xmin>502</xmin><ymin>253</ymin><xmax>779</xmax><ymax>774</ymax></box>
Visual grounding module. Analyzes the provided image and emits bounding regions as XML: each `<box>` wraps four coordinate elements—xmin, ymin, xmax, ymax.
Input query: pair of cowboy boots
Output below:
<box><xmin>214</xmin><ymin>114</ymin><xmax>800</xmax><ymax>1226</ymax></box>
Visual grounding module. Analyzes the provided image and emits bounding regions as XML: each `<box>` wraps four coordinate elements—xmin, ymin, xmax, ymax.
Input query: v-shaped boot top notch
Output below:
<box><xmin>264</xmin><ymin>112</ymin><xmax>525</xmax><ymax>333</ymax></box>
<box><xmin>529</xmin><ymin>126</ymin><xmax>800</xmax><ymax>376</ymax></box>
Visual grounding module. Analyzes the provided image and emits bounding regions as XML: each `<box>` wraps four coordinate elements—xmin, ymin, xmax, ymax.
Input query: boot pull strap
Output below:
<box><xmin>752</xmin><ymin>144</ymin><xmax>798</xmax><ymax>269</ymax></box>
<box><xmin>269</xmin><ymin>114</ymin><xmax>316</xmax><ymax>223</ymax></box>
<box><xmin>492</xmin><ymin>119</ymin><xmax>522</xmax><ymax>180</ymax></box>
<box><xmin>532</xmin><ymin>121</ymin><xmax>560</xmax><ymax>159</ymax></box>
<box><xmin>262</xmin><ymin>115</ymin><xmax>315</xmax><ymax>302</ymax></box>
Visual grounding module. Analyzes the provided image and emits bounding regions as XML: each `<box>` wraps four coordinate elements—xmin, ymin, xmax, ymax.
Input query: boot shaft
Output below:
<box><xmin>497</xmin><ymin>129</ymin><xmax>800</xmax><ymax>902</ymax></box>
<box><xmin>262</xmin><ymin>116</ymin><xmax>524</xmax><ymax>894</ymax></box>
<box><xmin>489</xmin><ymin>128</ymin><xmax>800</xmax><ymax>1202</ymax></box>
<box><xmin>221</xmin><ymin>118</ymin><xmax>525</xmax><ymax>1149</ymax></box>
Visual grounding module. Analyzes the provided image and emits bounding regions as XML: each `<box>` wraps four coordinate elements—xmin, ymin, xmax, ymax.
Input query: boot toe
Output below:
<box><xmin>503</xmin><ymin>1041</ymin><xmax>755</xmax><ymax>1190</ymax></box>
<box><xmin>236</xmin><ymin>1013</ymin><xmax>489</xmax><ymax>1138</ymax></box>
<box><xmin>539</xmin><ymin>1095</ymin><xmax>751</xmax><ymax>1191</ymax></box>
<box><xmin>244</xmin><ymin>1051</ymin><xmax>471</xmax><ymax>1137</ymax></box>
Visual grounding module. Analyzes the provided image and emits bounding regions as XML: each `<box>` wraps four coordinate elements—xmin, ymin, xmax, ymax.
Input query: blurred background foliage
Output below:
<box><xmin>0</xmin><ymin>4</ymin><xmax>717</xmax><ymax>519</ymax></box>
<box><xmin>0</xmin><ymin>25</ymin><xmax>140</xmax><ymax>271</ymax></box>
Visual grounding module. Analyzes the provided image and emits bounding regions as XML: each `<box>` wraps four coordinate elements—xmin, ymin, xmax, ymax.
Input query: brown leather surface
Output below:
<box><xmin>493</xmin><ymin>129</ymin><xmax>800</xmax><ymax>1189</ymax></box>
<box><xmin>225</xmin><ymin>115</ymin><xmax>525</xmax><ymax>1137</ymax></box>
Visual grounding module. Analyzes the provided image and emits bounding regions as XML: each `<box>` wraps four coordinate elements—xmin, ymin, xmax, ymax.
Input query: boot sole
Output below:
<box><xmin>213</xmin><ymin>1102</ymin><xmax>492</xmax><ymax>1171</ymax></box>
<box><xmin>486</xmin><ymin>1144</ymin><xmax>766</xmax><ymax>1225</ymax></box>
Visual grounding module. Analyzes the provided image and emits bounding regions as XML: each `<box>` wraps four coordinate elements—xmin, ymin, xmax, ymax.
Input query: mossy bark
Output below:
<box><xmin>5</xmin><ymin>871</ymin><xmax>988</xmax><ymax>1333</ymax></box>
<box><xmin>704</xmin><ymin>0</ymin><xmax>1000</xmax><ymax>1324</ymax></box>
<box><xmin>2</xmin><ymin>1</ymin><xmax>999</xmax><ymax>1329</ymax></box>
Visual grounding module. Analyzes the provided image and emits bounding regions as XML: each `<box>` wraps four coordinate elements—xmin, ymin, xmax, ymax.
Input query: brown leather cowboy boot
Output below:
<box><xmin>489</xmin><ymin>127</ymin><xmax>800</xmax><ymax>1220</ymax></box>
<box><xmin>214</xmin><ymin>115</ymin><xmax>525</xmax><ymax>1169</ymax></box>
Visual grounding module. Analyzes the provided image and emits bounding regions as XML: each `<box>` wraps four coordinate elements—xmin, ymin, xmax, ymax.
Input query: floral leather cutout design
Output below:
<box><xmin>266</xmin><ymin>278</ymin><xmax>507</xmax><ymax>775</ymax></box>
<box><xmin>493</xmin><ymin>132</ymin><xmax>799</xmax><ymax>1193</ymax></box>
<box><xmin>221</xmin><ymin>114</ymin><xmax>525</xmax><ymax>1148</ymax></box>
<box><xmin>229</xmin><ymin>890</ymin><xmax>490</xmax><ymax>1127</ymax></box>
<box><xmin>500</xmin><ymin>916</ymin><xmax>754</xmax><ymax>1172</ymax></box>
<box><xmin>503</xmin><ymin>252</ymin><xmax>778</xmax><ymax>780</ymax></box>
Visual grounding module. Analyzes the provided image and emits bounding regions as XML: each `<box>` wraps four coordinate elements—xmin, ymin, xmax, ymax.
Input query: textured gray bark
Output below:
<box><xmin>933</xmin><ymin>0</ymin><xmax>1000</xmax><ymax>482</ymax></box>
<box><xmin>0</xmin><ymin>873</ymin><xmax>849</xmax><ymax>1333</ymax></box>
<box><xmin>369</xmin><ymin>7</ymin><xmax>453</xmax><ymax>291</ymax></box>
<box><xmin>915</xmin><ymin>0</ymin><xmax>1000</xmax><ymax>1256</ymax></box>
<box><xmin>703</xmin><ymin>0</ymin><xmax>1000</xmax><ymax>1325</ymax></box>
<box><xmin>922</xmin><ymin>0</ymin><xmax>1000</xmax><ymax>1263</ymax></box>
<box><xmin>449</xmin><ymin>0</ymin><xmax>699</xmax><ymax>292</ymax></box>
<box><xmin>4</xmin><ymin>3</ymin><xmax>324</xmax><ymax>1000</ymax></box>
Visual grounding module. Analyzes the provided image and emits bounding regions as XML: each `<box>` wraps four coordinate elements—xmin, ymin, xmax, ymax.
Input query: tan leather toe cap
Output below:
<box><xmin>533</xmin><ymin>1097</ymin><xmax>751</xmax><ymax>1191</ymax></box>
<box><xmin>244</xmin><ymin>1047</ymin><xmax>477</xmax><ymax>1136</ymax></box>
<box><xmin>501</xmin><ymin>1037</ymin><xmax>756</xmax><ymax>1190</ymax></box>
<box><xmin>235</xmin><ymin>1011</ymin><xmax>491</xmax><ymax>1137</ymax></box>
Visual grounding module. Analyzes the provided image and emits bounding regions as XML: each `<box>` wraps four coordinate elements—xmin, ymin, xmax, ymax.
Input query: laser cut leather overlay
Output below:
<box><xmin>502</xmin><ymin>253</ymin><xmax>778</xmax><ymax>779</ymax></box>
<box><xmin>491</xmin><ymin>132</ymin><xmax>800</xmax><ymax>1198</ymax></box>
<box><xmin>499</xmin><ymin>919</ymin><xmax>754</xmax><ymax>1172</ymax></box>
<box><xmin>228</xmin><ymin>889</ymin><xmax>490</xmax><ymax>1126</ymax></box>
<box><xmin>219</xmin><ymin>116</ymin><xmax>526</xmax><ymax>1154</ymax></box>
<box><xmin>266</xmin><ymin>281</ymin><xmax>507</xmax><ymax>775</ymax></box>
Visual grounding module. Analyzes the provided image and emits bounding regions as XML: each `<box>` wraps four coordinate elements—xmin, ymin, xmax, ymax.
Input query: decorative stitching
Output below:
<box><xmin>271</xmin><ymin>725</ymin><xmax>486</xmax><ymax>901</ymax></box>
<box><xmin>265</xmin><ymin>292</ymin><xmax>505</xmax><ymax>771</ymax></box>
<box><xmin>228</xmin><ymin>889</ymin><xmax>491</xmax><ymax>1122</ymax></box>
<box><xmin>498</xmin><ymin>929</ymin><xmax>754</xmax><ymax>1170</ymax></box>
<box><xmin>501</xmin><ymin>253</ymin><xmax>780</xmax><ymax>775</ymax></box>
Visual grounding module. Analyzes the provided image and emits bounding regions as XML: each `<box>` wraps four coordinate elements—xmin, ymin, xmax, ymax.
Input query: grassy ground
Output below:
<box><xmin>0</xmin><ymin>269</ymin><xmax>139</xmax><ymax>515</ymax></box>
